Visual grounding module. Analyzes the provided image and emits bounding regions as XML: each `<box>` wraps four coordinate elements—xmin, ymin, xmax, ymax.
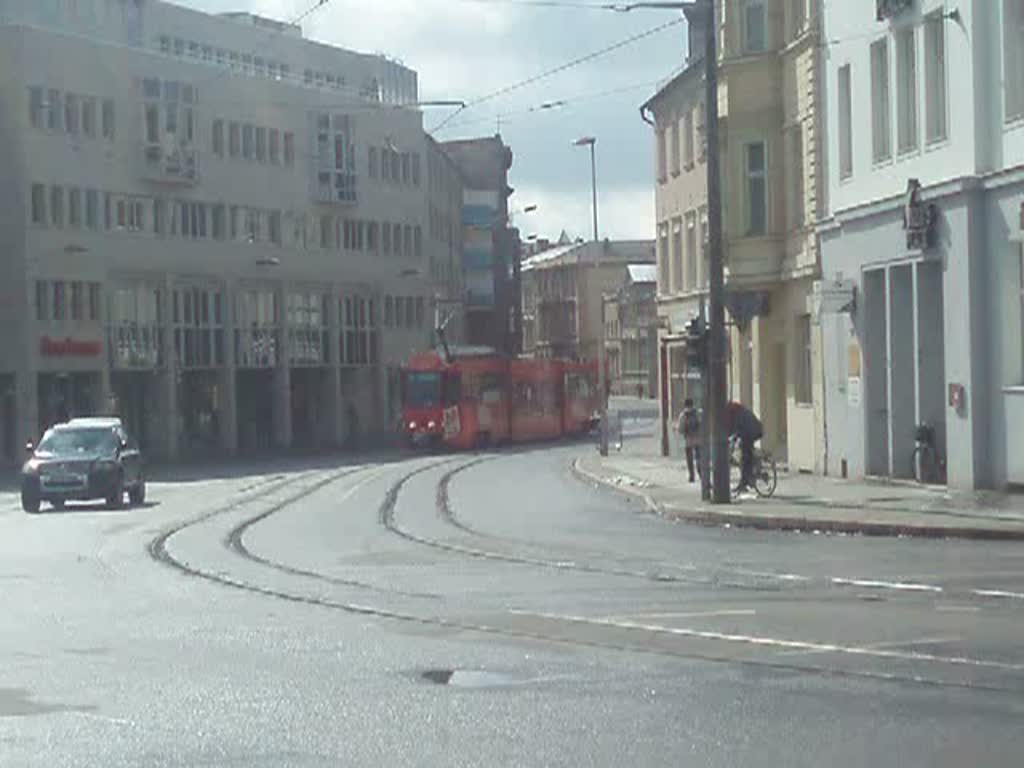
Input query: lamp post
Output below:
<box><xmin>616</xmin><ymin>0</ymin><xmax>729</xmax><ymax>502</ymax></box>
<box><xmin>573</xmin><ymin>136</ymin><xmax>608</xmax><ymax>457</ymax></box>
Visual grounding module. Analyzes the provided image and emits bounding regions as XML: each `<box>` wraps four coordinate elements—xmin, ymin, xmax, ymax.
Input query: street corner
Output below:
<box><xmin>570</xmin><ymin>454</ymin><xmax>662</xmax><ymax>515</ymax></box>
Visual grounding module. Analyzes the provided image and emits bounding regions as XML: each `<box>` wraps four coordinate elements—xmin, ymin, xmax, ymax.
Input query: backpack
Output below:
<box><xmin>681</xmin><ymin>408</ymin><xmax>699</xmax><ymax>436</ymax></box>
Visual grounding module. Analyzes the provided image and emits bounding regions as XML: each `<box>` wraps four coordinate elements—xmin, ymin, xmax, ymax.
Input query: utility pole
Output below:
<box><xmin>575</xmin><ymin>136</ymin><xmax>608</xmax><ymax>457</ymax></box>
<box><xmin>701</xmin><ymin>0</ymin><xmax>730</xmax><ymax>503</ymax></box>
<box><xmin>617</xmin><ymin>0</ymin><xmax>728</xmax><ymax>500</ymax></box>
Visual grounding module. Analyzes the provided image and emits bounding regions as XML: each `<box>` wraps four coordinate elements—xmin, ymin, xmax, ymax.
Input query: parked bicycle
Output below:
<box><xmin>728</xmin><ymin>435</ymin><xmax>778</xmax><ymax>498</ymax></box>
<box><xmin>911</xmin><ymin>422</ymin><xmax>946</xmax><ymax>485</ymax></box>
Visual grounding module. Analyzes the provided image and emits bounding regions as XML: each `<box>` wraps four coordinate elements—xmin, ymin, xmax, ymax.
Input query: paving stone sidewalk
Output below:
<box><xmin>575</xmin><ymin>433</ymin><xmax>1024</xmax><ymax>541</ymax></box>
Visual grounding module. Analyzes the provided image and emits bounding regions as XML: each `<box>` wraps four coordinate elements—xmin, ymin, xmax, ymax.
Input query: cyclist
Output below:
<box><xmin>724</xmin><ymin>400</ymin><xmax>763</xmax><ymax>492</ymax></box>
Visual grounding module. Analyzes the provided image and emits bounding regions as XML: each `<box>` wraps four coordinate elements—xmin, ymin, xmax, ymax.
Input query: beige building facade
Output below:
<box><xmin>644</xmin><ymin>0</ymin><xmax>824</xmax><ymax>471</ymax></box>
<box><xmin>520</xmin><ymin>240</ymin><xmax>655</xmax><ymax>363</ymax></box>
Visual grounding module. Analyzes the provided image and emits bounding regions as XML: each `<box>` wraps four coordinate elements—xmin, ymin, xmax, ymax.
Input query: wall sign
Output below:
<box><xmin>40</xmin><ymin>336</ymin><xmax>102</xmax><ymax>358</ymax></box>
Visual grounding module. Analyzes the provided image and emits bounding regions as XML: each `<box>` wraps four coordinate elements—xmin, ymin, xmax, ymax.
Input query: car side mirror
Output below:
<box><xmin>24</xmin><ymin>441</ymin><xmax>34</xmax><ymax>454</ymax></box>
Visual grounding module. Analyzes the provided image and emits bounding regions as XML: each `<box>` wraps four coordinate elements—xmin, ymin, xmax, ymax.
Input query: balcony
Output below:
<box><xmin>141</xmin><ymin>142</ymin><xmax>199</xmax><ymax>185</ymax></box>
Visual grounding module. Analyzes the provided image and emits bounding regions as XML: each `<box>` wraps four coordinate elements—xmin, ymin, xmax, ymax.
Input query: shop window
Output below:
<box><xmin>795</xmin><ymin>314</ymin><xmax>813</xmax><ymax>404</ymax></box>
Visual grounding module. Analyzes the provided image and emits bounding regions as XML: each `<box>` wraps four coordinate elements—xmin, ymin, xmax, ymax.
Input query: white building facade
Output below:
<box><xmin>820</xmin><ymin>0</ymin><xmax>1024</xmax><ymax>489</ymax></box>
<box><xmin>0</xmin><ymin>0</ymin><xmax>461</xmax><ymax>464</ymax></box>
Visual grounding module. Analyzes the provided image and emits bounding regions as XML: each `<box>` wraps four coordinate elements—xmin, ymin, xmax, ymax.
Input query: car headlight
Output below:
<box><xmin>23</xmin><ymin>459</ymin><xmax>41</xmax><ymax>474</ymax></box>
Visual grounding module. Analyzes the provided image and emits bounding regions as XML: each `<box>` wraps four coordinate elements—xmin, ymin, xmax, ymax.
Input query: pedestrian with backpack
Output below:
<box><xmin>677</xmin><ymin>398</ymin><xmax>701</xmax><ymax>483</ymax></box>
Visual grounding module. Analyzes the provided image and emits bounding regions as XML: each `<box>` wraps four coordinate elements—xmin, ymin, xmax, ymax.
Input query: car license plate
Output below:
<box><xmin>45</xmin><ymin>474</ymin><xmax>84</xmax><ymax>488</ymax></box>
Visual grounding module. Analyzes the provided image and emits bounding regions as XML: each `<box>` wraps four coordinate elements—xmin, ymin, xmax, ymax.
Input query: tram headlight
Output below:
<box><xmin>408</xmin><ymin>420</ymin><xmax>417</xmax><ymax>431</ymax></box>
<box><xmin>427</xmin><ymin>420</ymin><xmax>437</xmax><ymax>430</ymax></box>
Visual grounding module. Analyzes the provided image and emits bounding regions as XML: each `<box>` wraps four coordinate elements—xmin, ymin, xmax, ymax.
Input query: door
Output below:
<box><xmin>863</xmin><ymin>269</ymin><xmax>889</xmax><ymax>475</ymax></box>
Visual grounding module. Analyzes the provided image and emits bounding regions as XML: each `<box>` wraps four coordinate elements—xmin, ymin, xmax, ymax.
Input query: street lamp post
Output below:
<box><xmin>617</xmin><ymin>0</ymin><xmax>729</xmax><ymax>501</ymax></box>
<box><xmin>574</xmin><ymin>136</ymin><xmax>608</xmax><ymax>457</ymax></box>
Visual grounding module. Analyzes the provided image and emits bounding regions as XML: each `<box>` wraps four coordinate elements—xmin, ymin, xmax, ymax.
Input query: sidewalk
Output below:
<box><xmin>575</xmin><ymin>432</ymin><xmax>1024</xmax><ymax>541</ymax></box>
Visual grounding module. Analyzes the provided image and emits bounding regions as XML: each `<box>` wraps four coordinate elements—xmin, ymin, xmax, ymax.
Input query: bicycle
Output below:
<box><xmin>911</xmin><ymin>422</ymin><xmax>945</xmax><ymax>485</ymax></box>
<box><xmin>728</xmin><ymin>435</ymin><xmax>778</xmax><ymax>498</ymax></box>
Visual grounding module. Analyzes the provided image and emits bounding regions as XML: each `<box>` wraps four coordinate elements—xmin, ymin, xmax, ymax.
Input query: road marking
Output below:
<box><xmin>605</xmin><ymin>609</ymin><xmax>757</xmax><ymax>621</ymax></box>
<box><xmin>971</xmin><ymin>589</ymin><xmax>1024</xmax><ymax>600</ymax></box>
<box><xmin>831</xmin><ymin>577</ymin><xmax>943</xmax><ymax>593</ymax></box>
<box><xmin>936</xmin><ymin>605</ymin><xmax>981</xmax><ymax>613</ymax></box>
<box><xmin>772</xmin><ymin>635</ymin><xmax>963</xmax><ymax>657</ymax></box>
<box><xmin>510</xmin><ymin>611</ymin><xmax>1024</xmax><ymax>671</ymax></box>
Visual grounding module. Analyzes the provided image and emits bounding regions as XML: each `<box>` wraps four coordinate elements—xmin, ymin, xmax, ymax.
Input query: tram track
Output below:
<box><xmin>144</xmin><ymin>454</ymin><xmax>1022</xmax><ymax>694</ymax></box>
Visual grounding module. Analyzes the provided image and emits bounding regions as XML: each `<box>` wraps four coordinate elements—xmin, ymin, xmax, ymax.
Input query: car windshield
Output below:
<box><xmin>37</xmin><ymin>427</ymin><xmax>118</xmax><ymax>456</ymax></box>
<box><xmin>405</xmin><ymin>372</ymin><xmax>440</xmax><ymax>408</ymax></box>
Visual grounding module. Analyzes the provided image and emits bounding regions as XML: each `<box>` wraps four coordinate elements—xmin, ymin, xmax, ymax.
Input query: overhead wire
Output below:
<box><xmin>429</xmin><ymin>15</ymin><xmax>685</xmax><ymax>133</ymax></box>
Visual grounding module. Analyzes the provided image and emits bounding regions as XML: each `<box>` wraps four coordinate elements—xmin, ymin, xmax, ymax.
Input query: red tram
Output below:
<box><xmin>401</xmin><ymin>347</ymin><xmax>600</xmax><ymax>449</ymax></box>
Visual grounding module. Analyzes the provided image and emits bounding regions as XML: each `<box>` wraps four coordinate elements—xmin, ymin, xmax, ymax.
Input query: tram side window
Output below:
<box><xmin>479</xmin><ymin>373</ymin><xmax>505</xmax><ymax>405</ymax></box>
<box><xmin>514</xmin><ymin>382</ymin><xmax>537</xmax><ymax>414</ymax></box>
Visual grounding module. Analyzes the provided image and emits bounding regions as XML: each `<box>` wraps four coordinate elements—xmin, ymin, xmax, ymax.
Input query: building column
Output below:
<box><xmin>219</xmin><ymin>281</ymin><xmax>238</xmax><ymax>456</ymax></box>
<box><xmin>273</xmin><ymin>283</ymin><xmax>292</xmax><ymax>451</ymax></box>
<box><xmin>157</xmin><ymin>279</ymin><xmax>179</xmax><ymax>461</ymax></box>
<box><xmin>16</xmin><ymin>369</ymin><xmax>39</xmax><ymax>449</ymax></box>
<box><xmin>325</xmin><ymin>293</ymin><xmax>344</xmax><ymax>447</ymax></box>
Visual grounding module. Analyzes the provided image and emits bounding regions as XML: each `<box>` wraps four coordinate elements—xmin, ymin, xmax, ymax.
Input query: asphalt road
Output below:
<box><xmin>2</xmin><ymin>440</ymin><xmax>1024</xmax><ymax>767</ymax></box>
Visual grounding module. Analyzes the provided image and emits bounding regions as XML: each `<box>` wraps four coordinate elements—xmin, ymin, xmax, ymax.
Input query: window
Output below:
<box><xmin>82</xmin><ymin>97</ymin><xmax>96</xmax><ymax>137</ymax></box>
<box><xmin>1006</xmin><ymin>0</ymin><xmax>1024</xmax><ymax>121</ymax></box>
<box><xmin>414</xmin><ymin>226</ymin><xmax>423</xmax><ymax>259</ymax></box>
<box><xmin>669</xmin><ymin>116</ymin><xmax>681</xmax><ymax>175</ymax></box>
<box><xmin>188</xmin><ymin>41</ymin><xmax>200</xmax><ymax>59</ymax></box>
<box><xmin>69</xmin><ymin>188</ymin><xmax>82</xmax><ymax>228</ymax></box>
<box><xmin>202</xmin><ymin>45</ymin><xmax>213</xmax><ymax>63</ymax></box>
<box><xmin>211</xmin><ymin>204</ymin><xmax>226</xmax><ymax>240</ymax></box>
<box><xmin>368</xmin><ymin>222</ymin><xmax>379</xmax><ymax>252</ymax></box>
<box><xmin>699</xmin><ymin>207</ymin><xmax>709</xmax><ymax>287</ymax></box>
<box><xmin>242</xmin><ymin>124</ymin><xmax>254</xmax><ymax>160</ymax></box>
<box><xmin>870</xmin><ymin>40</ymin><xmax>892</xmax><ymax>162</ymax></box>
<box><xmin>696</xmin><ymin>100</ymin><xmax>706</xmax><ymax>160</ymax></box>
<box><xmin>787</xmin><ymin>126</ymin><xmax>805</xmax><ymax>229</ymax></box>
<box><xmin>85</xmin><ymin>189</ymin><xmax>99</xmax><ymax>230</ymax></box>
<box><xmin>50</xmin><ymin>186</ymin><xmax>64</xmax><ymax>228</ymax></box>
<box><xmin>415</xmin><ymin>297</ymin><xmax>425</xmax><ymax>329</ymax></box>
<box><xmin>656</xmin><ymin>127</ymin><xmax>667</xmax><ymax>182</ymax></box>
<box><xmin>924</xmin><ymin>13</ymin><xmax>947</xmax><ymax>144</ymax></box>
<box><xmin>52</xmin><ymin>282</ymin><xmax>66</xmax><ymax>321</ymax></box>
<box><xmin>28</xmin><ymin>87</ymin><xmax>43</xmax><ymax>129</ymax></box>
<box><xmin>742</xmin><ymin>0</ymin><xmax>766</xmax><ymax>53</ymax></box>
<box><xmin>212</xmin><ymin>119</ymin><xmax>224</xmax><ymax>156</ymax></box>
<box><xmin>685</xmin><ymin>212</ymin><xmax>697</xmax><ymax>290</ymax></box>
<box><xmin>47</xmin><ymin>89</ymin><xmax>61</xmax><ymax>131</ymax></box>
<box><xmin>394</xmin><ymin>223</ymin><xmax>403</xmax><ymax>255</ymax></box>
<box><xmin>64</xmin><ymin>93</ymin><xmax>79</xmax><ymax>135</ymax></box>
<box><xmin>31</xmin><ymin>184</ymin><xmax>46</xmax><ymax>225</ymax></box>
<box><xmin>173</xmin><ymin>38</ymin><xmax>185</xmax><ymax>56</ymax></box>
<box><xmin>269</xmin><ymin>211</ymin><xmax>282</xmax><ymax>245</ymax></box>
<box><xmin>159</xmin><ymin>35</ymin><xmax>170</xmax><ymax>53</ymax></box>
<box><xmin>384</xmin><ymin>296</ymin><xmax>393</xmax><ymax>327</ymax></box>
<box><xmin>284</xmin><ymin>132</ymin><xmax>295</xmax><ymax>166</ymax></box>
<box><xmin>35</xmin><ymin>281</ymin><xmax>47</xmax><ymax>322</ymax></box>
<box><xmin>255</xmin><ymin>126</ymin><xmax>267</xmax><ymax>163</ymax></box>
<box><xmin>269</xmin><ymin>129</ymin><xmax>280</xmax><ymax>164</ymax></box>
<box><xmin>671</xmin><ymin>218</ymin><xmax>683</xmax><ymax>294</ymax></box>
<box><xmin>789</xmin><ymin>0</ymin><xmax>806</xmax><ymax>41</ymax></box>
<box><xmin>369</xmin><ymin>146</ymin><xmax>378</xmax><ymax>178</ymax></box>
<box><xmin>382</xmin><ymin>221</ymin><xmax>391</xmax><ymax>254</ymax></box>
<box><xmin>795</xmin><ymin>314</ymin><xmax>813</xmax><ymax>405</ymax></box>
<box><xmin>102</xmin><ymin>99</ymin><xmax>115</xmax><ymax>140</ymax></box>
<box><xmin>154</xmin><ymin>199</ymin><xmax>167</xmax><ymax>235</ymax></box>
<box><xmin>684</xmin><ymin>109</ymin><xmax>695</xmax><ymax>168</ymax></box>
<box><xmin>412</xmin><ymin>153</ymin><xmax>421</xmax><ymax>186</ymax></box>
<box><xmin>89</xmin><ymin>284</ymin><xmax>101</xmax><ymax>322</ymax></box>
<box><xmin>896</xmin><ymin>28</ymin><xmax>918</xmax><ymax>153</ymax></box>
<box><xmin>401</xmin><ymin>153</ymin><xmax>410</xmax><ymax>184</ymax></box>
<box><xmin>838</xmin><ymin>64</ymin><xmax>853</xmax><ymax>179</ymax></box>
<box><xmin>229</xmin><ymin>122</ymin><xmax>241</xmax><ymax>158</ymax></box>
<box><xmin>404</xmin><ymin>225</ymin><xmax>413</xmax><ymax>257</ymax></box>
<box><xmin>71</xmin><ymin>282</ymin><xmax>83</xmax><ymax>322</ymax></box>
<box><xmin>745</xmin><ymin>142</ymin><xmax>767</xmax><ymax>236</ymax></box>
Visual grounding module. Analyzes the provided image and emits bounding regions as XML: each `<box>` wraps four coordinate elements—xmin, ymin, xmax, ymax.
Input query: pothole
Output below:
<box><xmin>420</xmin><ymin>669</ymin><xmax>523</xmax><ymax>688</ymax></box>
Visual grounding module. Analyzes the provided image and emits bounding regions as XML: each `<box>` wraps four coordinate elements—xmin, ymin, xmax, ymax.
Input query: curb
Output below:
<box><xmin>570</xmin><ymin>457</ymin><xmax>1024</xmax><ymax>542</ymax></box>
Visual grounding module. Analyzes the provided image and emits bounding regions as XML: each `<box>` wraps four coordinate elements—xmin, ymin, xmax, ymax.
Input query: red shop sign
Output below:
<box><xmin>40</xmin><ymin>336</ymin><xmax>102</xmax><ymax>358</ymax></box>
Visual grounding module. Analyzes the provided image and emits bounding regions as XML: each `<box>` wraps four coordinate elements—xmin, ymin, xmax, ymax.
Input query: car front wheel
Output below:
<box><xmin>21</xmin><ymin>490</ymin><xmax>40</xmax><ymax>514</ymax></box>
<box><xmin>128</xmin><ymin>481</ymin><xmax>146</xmax><ymax>507</ymax></box>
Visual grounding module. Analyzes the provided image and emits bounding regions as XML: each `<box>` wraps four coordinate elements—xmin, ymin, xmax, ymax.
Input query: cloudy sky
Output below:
<box><xmin>176</xmin><ymin>0</ymin><xmax>689</xmax><ymax>242</ymax></box>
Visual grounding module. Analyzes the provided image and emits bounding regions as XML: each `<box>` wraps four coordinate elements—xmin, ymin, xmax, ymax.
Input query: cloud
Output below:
<box><xmin>172</xmin><ymin>0</ymin><xmax>682</xmax><ymax>240</ymax></box>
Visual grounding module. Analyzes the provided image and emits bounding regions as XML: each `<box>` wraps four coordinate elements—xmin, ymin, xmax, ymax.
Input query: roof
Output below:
<box><xmin>641</xmin><ymin>57</ymin><xmax>703</xmax><ymax>115</ymax></box>
<box><xmin>521</xmin><ymin>240</ymin><xmax>655</xmax><ymax>272</ymax></box>
<box><xmin>627</xmin><ymin>264</ymin><xmax>657</xmax><ymax>284</ymax></box>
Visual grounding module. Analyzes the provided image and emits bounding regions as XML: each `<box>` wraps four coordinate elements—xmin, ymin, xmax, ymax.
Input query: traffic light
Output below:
<box><xmin>684</xmin><ymin>315</ymin><xmax>707</xmax><ymax>371</ymax></box>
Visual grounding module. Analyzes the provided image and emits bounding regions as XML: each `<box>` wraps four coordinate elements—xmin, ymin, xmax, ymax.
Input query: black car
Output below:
<box><xmin>21</xmin><ymin>417</ymin><xmax>146</xmax><ymax>514</ymax></box>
